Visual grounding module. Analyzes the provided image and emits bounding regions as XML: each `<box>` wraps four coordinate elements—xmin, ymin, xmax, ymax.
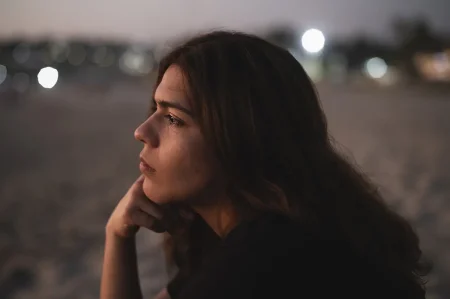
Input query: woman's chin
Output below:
<box><xmin>142</xmin><ymin>180</ymin><xmax>171</xmax><ymax>205</ymax></box>
<box><xmin>141</xmin><ymin>177</ymin><xmax>195</xmax><ymax>206</ymax></box>
<box><xmin>142</xmin><ymin>179</ymin><xmax>156</xmax><ymax>201</ymax></box>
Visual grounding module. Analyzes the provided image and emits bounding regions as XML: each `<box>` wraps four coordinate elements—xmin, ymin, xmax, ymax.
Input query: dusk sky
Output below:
<box><xmin>1</xmin><ymin>0</ymin><xmax>449</xmax><ymax>43</ymax></box>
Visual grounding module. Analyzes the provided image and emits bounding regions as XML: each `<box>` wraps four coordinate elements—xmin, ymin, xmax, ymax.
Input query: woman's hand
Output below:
<box><xmin>106</xmin><ymin>175</ymin><xmax>165</xmax><ymax>238</ymax></box>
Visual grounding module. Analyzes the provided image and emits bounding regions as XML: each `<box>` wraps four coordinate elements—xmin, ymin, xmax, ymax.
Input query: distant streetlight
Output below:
<box><xmin>119</xmin><ymin>48</ymin><xmax>153</xmax><ymax>76</ymax></box>
<box><xmin>37</xmin><ymin>67</ymin><xmax>59</xmax><ymax>89</ymax></box>
<box><xmin>364</xmin><ymin>57</ymin><xmax>388</xmax><ymax>79</ymax></box>
<box><xmin>301</xmin><ymin>29</ymin><xmax>325</xmax><ymax>54</ymax></box>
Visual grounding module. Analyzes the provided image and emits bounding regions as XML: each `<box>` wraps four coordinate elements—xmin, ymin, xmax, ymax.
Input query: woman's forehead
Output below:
<box><xmin>159</xmin><ymin>65</ymin><xmax>188</xmax><ymax>92</ymax></box>
<box><xmin>155</xmin><ymin>65</ymin><xmax>191</xmax><ymax>104</ymax></box>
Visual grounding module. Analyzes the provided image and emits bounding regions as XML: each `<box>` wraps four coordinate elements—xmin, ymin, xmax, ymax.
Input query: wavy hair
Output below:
<box><xmin>153</xmin><ymin>31</ymin><xmax>429</xmax><ymax>292</ymax></box>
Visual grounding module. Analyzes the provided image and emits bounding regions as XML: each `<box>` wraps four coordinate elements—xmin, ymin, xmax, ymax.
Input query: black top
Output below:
<box><xmin>167</xmin><ymin>213</ymin><xmax>424</xmax><ymax>299</ymax></box>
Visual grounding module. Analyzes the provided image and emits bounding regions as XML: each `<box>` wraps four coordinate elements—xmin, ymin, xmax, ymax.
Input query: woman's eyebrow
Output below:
<box><xmin>153</xmin><ymin>98</ymin><xmax>194</xmax><ymax>117</ymax></box>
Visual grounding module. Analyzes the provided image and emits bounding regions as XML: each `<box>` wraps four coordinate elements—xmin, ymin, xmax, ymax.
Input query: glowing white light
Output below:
<box><xmin>301</xmin><ymin>29</ymin><xmax>325</xmax><ymax>54</ymax></box>
<box><xmin>365</xmin><ymin>57</ymin><xmax>388</xmax><ymax>79</ymax></box>
<box><xmin>0</xmin><ymin>65</ymin><xmax>7</xmax><ymax>85</ymax></box>
<box><xmin>119</xmin><ymin>48</ymin><xmax>153</xmax><ymax>76</ymax></box>
<box><xmin>37</xmin><ymin>67</ymin><xmax>59</xmax><ymax>89</ymax></box>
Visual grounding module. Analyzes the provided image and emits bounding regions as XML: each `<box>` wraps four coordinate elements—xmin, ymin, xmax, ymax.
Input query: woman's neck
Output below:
<box><xmin>192</xmin><ymin>199</ymin><xmax>240</xmax><ymax>238</ymax></box>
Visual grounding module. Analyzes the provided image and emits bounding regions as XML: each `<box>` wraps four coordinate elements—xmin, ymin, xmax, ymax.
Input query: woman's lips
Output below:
<box><xmin>139</xmin><ymin>157</ymin><xmax>155</xmax><ymax>173</ymax></box>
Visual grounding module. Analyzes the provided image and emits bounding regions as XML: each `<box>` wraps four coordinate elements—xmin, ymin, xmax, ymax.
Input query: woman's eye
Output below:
<box><xmin>164</xmin><ymin>115</ymin><xmax>183</xmax><ymax>127</ymax></box>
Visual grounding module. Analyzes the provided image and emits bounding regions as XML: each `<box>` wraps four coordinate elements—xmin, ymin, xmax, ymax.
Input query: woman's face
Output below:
<box><xmin>135</xmin><ymin>65</ymin><xmax>224</xmax><ymax>205</ymax></box>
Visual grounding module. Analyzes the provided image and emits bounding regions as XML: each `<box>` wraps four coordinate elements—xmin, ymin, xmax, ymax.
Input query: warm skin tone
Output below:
<box><xmin>100</xmin><ymin>65</ymin><xmax>239</xmax><ymax>299</ymax></box>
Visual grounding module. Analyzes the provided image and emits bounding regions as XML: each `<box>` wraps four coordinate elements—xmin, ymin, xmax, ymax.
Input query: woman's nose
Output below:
<box><xmin>134</xmin><ymin>124</ymin><xmax>145</xmax><ymax>143</ymax></box>
<box><xmin>134</xmin><ymin>120</ymin><xmax>158</xmax><ymax>147</ymax></box>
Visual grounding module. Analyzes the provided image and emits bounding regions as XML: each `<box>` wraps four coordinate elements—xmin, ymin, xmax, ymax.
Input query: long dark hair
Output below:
<box><xmin>153</xmin><ymin>30</ymin><xmax>429</xmax><ymax>291</ymax></box>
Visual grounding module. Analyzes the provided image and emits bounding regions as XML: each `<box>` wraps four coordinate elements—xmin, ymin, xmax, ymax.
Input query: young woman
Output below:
<box><xmin>101</xmin><ymin>31</ymin><xmax>429</xmax><ymax>299</ymax></box>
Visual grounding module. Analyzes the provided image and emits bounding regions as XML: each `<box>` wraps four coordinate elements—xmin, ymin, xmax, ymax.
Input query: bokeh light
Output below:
<box><xmin>365</xmin><ymin>57</ymin><xmax>388</xmax><ymax>79</ymax></box>
<box><xmin>119</xmin><ymin>47</ymin><xmax>153</xmax><ymax>76</ymax></box>
<box><xmin>37</xmin><ymin>67</ymin><xmax>59</xmax><ymax>89</ymax></box>
<box><xmin>49</xmin><ymin>42</ymin><xmax>69</xmax><ymax>63</ymax></box>
<box><xmin>0</xmin><ymin>64</ymin><xmax>7</xmax><ymax>85</ymax></box>
<box><xmin>12</xmin><ymin>43</ymin><xmax>31</xmax><ymax>64</ymax></box>
<box><xmin>301</xmin><ymin>29</ymin><xmax>325</xmax><ymax>54</ymax></box>
<box><xmin>67</xmin><ymin>45</ymin><xmax>87</xmax><ymax>66</ymax></box>
<box><xmin>92</xmin><ymin>46</ymin><xmax>115</xmax><ymax>67</ymax></box>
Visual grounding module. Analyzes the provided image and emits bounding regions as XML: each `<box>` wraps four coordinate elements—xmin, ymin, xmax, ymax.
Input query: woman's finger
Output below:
<box><xmin>130</xmin><ymin>209</ymin><xmax>157</xmax><ymax>231</ymax></box>
<box><xmin>130</xmin><ymin>176</ymin><xmax>145</xmax><ymax>195</ymax></box>
<box><xmin>137</xmin><ymin>196</ymin><xmax>163</xmax><ymax>220</ymax></box>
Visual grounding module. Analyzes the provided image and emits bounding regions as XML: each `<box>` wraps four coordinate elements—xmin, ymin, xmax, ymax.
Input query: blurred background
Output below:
<box><xmin>1</xmin><ymin>1</ymin><xmax>450</xmax><ymax>298</ymax></box>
